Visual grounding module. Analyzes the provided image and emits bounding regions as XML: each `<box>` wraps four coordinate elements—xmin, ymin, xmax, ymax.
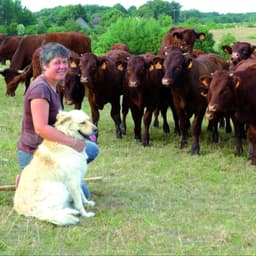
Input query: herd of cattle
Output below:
<box><xmin>1</xmin><ymin>27</ymin><xmax>256</xmax><ymax>164</ymax></box>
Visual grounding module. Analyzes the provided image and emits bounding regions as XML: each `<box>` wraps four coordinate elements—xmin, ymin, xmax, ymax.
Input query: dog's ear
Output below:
<box><xmin>55</xmin><ymin>111</ymin><xmax>71</xmax><ymax>126</ymax></box>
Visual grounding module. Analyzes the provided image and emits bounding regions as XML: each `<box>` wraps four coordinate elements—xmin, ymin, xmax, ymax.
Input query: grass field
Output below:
<box><xmin>210</xmin><ymin>26</ymin><xmax>256</xmax><ymax>48</ymax></box>
<box><xmin>1</xmin><ymin>33</ymin><xmax>256</xmax><ymax>254</ymax></box>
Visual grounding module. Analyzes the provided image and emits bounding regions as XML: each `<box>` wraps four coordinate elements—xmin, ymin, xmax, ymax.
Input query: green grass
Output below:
<box><xmin>1</xmin><ymin>69</ymin><xmax>256</xmax><ymax>255</ymax></box>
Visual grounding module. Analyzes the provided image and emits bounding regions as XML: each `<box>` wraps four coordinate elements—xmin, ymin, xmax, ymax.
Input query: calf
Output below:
<box><xmin>202</xmin><ymin>60</ymin><xmax>256</xmax><ymax>164</ymax></box>
<box><xmin>79</xmin><ymin>53</ymin><xmax>124</xmax><ymax>139</ymax></box>
<box><xmin>158</xmin><ymin>27</ymin><xmax>205</xmax><ymax>57</ymax></box>
<box><xmin>123</xmin><ymin>54</ymin><xmax>178</xmax><ymax>146</ymax></box>
<box><xmin>161</xmin><ymin>48</ymin><xmax>226</xmax><ymax>154</ymax></box>
<box><xmin>222</xmin><ymin>41</ymin><xmax>256</xmax><ymax>70</ymax></box>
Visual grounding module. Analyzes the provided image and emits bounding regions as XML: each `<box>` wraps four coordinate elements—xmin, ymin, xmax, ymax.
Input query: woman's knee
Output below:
<box><xmin>85</xmin><ymin>141</ymin><xmax>99</xmax><ymax>163</ymax></box>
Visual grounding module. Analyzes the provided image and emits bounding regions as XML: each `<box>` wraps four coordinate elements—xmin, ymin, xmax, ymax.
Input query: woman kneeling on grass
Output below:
<box><xmin>16</xmin><ymin>42</ymin><xmax>99</xmax><ymax>198</ymax></box>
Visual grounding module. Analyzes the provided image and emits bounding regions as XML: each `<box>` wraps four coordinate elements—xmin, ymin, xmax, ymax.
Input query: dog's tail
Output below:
<box><xmin>36</xmin><ymin>208</ymin><xmax>81</xmax><ymax>226</ymax></box>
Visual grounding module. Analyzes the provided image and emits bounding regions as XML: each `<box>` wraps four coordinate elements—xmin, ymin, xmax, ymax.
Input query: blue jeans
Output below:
<box><xmin>17</xmin><ymin>140</ymin><xmax>99</xmax><ymax>198</ymax></box>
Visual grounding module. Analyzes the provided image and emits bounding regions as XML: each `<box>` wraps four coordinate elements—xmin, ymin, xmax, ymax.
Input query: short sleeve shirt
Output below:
<box><xmin>17</xmin><ymin>75</ymin><xmax>63</xmax><ymax>154</ymax></box>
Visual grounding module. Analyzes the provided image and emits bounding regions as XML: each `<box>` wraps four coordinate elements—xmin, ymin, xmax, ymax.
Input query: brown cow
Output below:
<box><xmin>161</xmin><ymin>48</ymin><xmax>226</xmax><ymax>154</ymax></box>
<box><xmin>79</xmin><ymin>52</ymin><xmax>124</xmax><ymax>139</ymax></box>
<box><xmin>202</xmin><ymin>59</ymin><xmax>256</xmax><ymax>164</ymax></box>
<box><xmin>222</xmin><ymin>41</ymin><xmax>256</xmax><ymax>70</ymax></box>
<box><xmin>1</xmin><ymin>32</ymin><xmax>91</xmax><ymax>96</ymax></box>
<box><xmin>123</xmin><ymin>53</ymin><xmax>179</xmax><ymax>146</ymax></box>
<box><xmin>158</xmin><ymin>27</ymin><xmax>205</xmax><ymax>57</ymax></box>
<box><xmin>111</xmin><ymin>43</ymin><xmax>131</xmax><ymax>53</ymax></box>
<box><xmin>0</xmin><ymin>35</ymin><xmax>22</xmax><ymax>65</ymax></box>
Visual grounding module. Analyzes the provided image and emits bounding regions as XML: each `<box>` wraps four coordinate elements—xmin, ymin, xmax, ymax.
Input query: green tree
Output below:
<box><xmin>16</xmin><ymin>23</ymin><xmax>25</xmax><ymax>35</ymax></box>
<box><xmin>136</xmin><ymin>0</ymin><xmax>181</xmax><ymax>23</ymax></box>
<box><xmin>216</xmin><ymin>33</ymin><xmax>237</xmax><ymax>58</ymax></box>
<box><xmin>55</xmin><ymin>4</ymin><xmax>87</xmax><ymax>26</ymax></box>
<box><xmin>93</xmin><ymin>17</ymin><xmax>164</xmax><ymax>55</ymax></box>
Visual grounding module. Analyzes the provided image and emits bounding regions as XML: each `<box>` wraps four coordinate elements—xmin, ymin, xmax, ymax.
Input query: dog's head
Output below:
<box><xmin>55</xmin><ymin>110</ymin><xmax>97</xmax><ymax>141</ymax></box>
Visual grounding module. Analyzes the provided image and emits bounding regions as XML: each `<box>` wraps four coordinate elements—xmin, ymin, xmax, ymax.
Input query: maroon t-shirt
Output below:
<box><xmin>17</xmin><ymin>75</ymin><xmax>62</xmax><ymax>154</ymax></box>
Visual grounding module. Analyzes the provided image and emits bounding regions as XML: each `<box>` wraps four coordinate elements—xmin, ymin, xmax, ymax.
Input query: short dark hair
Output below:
<box><xmin>40</xmin><ymin>42</ymin><xmax>69</xmax><ymax>67</ymax></box>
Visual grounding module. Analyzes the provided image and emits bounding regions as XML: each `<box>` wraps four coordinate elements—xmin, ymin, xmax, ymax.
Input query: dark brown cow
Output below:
<box><xmin>222</xmin><ymin>41</ymin><xmax>256</xmax><ymax>70</ymax></box>
<box><xmin>158</xmin><ymin>27</ymin><xmax>205</xmax><ymax>57</ymax></box>
<box><xmin>111</xmin><ymin>43</ymin><xmax>131</xmax><ymax>53</ymax></box>
<box><xmin>202</xmin><ymin>60</ymin><xmax>256</xmax><ymax>164</ymax></box>
<box><xmin>1</xmin><ymin>32</ymin><xmax>91</xmax><ymax>96</ymax></box>
<box><xmin>123</xmin><ymin>53</ymin><xmax>179</xmax><ymax>146</ymax></box>
<box><xmin>79</xmin><ymin>53</ymin><xmax>124</xmax><ymax>139</ymax></box>
<box><xmin>0</xmin><ymin>36</ymin><xmax>22</xmax><ymax>65</ymax></box>
<box><xmin>161</xmin><ymin>48</ymin><xmax>226</xmax><ymax>154</ymax></box>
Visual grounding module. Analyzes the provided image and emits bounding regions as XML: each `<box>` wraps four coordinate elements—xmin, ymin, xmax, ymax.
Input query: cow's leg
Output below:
<box><xmin>153</xmin><ymin>109</ymin><xmax>160</xmax><ymax>128</ymax></box>
<box><xmin>130</xmin><ymin>105</ymin><xmax>143</xmax><ymax>141</ymax></box>
<box><xmin>110</xmin><ymin>100</ymin><xmax>122</xmax><ymax>139</ymax></box>
<box><xmin>121</xmin><ymin>95</ymin><xmax>129</xmax><ymax>135</ymax></box>
<box><xmin>86</xmin><ymin>90</ymin><xmax>99</xmax><ymax>138</ymax></box>
<box><xmin>158</xmin><ymin>104</ymin><xmax>170</xmax><ymax>134</ymax></box>
<box><xmin>142</xmin><ymin>108</ymin><xmax>153</xmax><ymax>146</ymax></box>
<box><xmin>179</xmin><ymin>114</ymin><xmax>189</xmax><ymax>149</ymax></box>
<box><xmin>191</xmin><ymin>112</ymin><xmax>205</xmax><ymax>155</ymax></box>
<box><xmin>232</xmin><ymin>117</ymin><xmax>244</xmax><ymax>156</ymax></box>
<box><xmin>209</xmin><ymin>117</ymin><xmax>219</xmax><ymax>143</ymax></box>
<box><xmin>246</xmin><ymin>125</ymin><xmax>256</xmax><ymax>164</ymax></box>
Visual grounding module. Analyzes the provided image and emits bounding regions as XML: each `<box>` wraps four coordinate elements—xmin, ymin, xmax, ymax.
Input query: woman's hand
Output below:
<box><xmin>71</xmin><ymin>137</ymin><xmax>86</xmax><ymax>152</ymax></box>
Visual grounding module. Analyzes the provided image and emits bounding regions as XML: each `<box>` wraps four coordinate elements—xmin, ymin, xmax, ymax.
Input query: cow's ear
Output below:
<box><xmin>184</xmin><ymin>58</ymin><xmax>193</xmax><ymax>69</ymax></box>
<box><xmin>252</xmin><ymin>46</ymin><xmax>256</xmax><ymax>56</ymax></box>
<box><xmin>116</xmin><ymin>61</ymin><xmax>125</xmax><ymax>71</ymax></box>
<box><xmin>153</xmin><ymin>57</ymin><xmax>163</xmax><ymax>70</ymax></box>
<box><xmin>222</xmin><ymin>45</ymin><xmax>232</xmax><ymax>54</ymax></box>
<box><xmin>197</xmin><ymin>32</ymin><xmax>205</xmax><ymax>40</ymax></box>
<box><xmin>200</xmin><ymin>75</ymin><xmax>211</xmax><ymax>89</ymax></box>
<box><xmin>98</xmin><ymin>58</ymin><xmax>107</xmax><ymax>70</ymax></box>
<box><xmin>173</xmin><ymin>32</ymin><xmax>182</xmax><ymax>40</ymax></box>
<box><xmin>232</xmin><ymin>75</ymin><xmax>241</xmax><ymax>88</ymax></box>
<box><xmin>70</xmin><ymin>60</ymin><xmax>77</xmax><ymax>68</ymax></box>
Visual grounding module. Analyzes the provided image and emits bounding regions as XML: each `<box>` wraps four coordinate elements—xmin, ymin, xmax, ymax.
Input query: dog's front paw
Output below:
<box><xmin>82</xmin><ymin>211</ymin><xmax>95</xmax><ymax>218</ymax></box>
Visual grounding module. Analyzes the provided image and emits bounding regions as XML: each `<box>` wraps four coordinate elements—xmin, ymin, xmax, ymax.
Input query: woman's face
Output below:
<box><xmin>43</xmin><ymin>57</ymin><xmax>69</xmax><ymax>82</ymax></box>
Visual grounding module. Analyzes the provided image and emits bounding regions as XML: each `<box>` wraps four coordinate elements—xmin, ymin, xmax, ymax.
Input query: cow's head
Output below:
<box><xmin>126</xmin><ymin>55</ymin><xmax>149</xmax><ymax>88</ymax></box>
<box><xmin>162</xmin><ymin>48</ymin><xmax>192</xmax><ymax>88</ymax></box>
<box><xmin>0</xmin><ymin>68</ymin><xmax>21</xmax><ymax>96</ymax></box>
<box><xmin>172</xmin><ymin>28</ymin><xmax>205</xmax><ymax>54</ymax></box>
<box><xmin>222</xmin><ymin>42</ymin><xmax>256</xmax><ymax>67</ymax></box>
<box><xmin>79</xmin><ymin>53</ymin><xmax>108</xmax><ymax>88</ymax></box>
<box><xmin>201</xmin><ymin>70</ymin><xmax>237</xmax><ymax>120</ymax></box>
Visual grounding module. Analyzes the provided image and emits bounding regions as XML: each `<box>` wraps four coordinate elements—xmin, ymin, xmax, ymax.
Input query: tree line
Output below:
<box><xmin>1</xmin><ymin>0</ymin><xmax>256</xmax><ymax>56</ymax></box>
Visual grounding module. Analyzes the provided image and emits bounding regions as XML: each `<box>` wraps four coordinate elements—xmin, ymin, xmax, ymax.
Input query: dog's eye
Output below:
<box><xmin>80</xmin><ymin>122</ymin><xmax>86</xmax><ymax>125</ymax></box>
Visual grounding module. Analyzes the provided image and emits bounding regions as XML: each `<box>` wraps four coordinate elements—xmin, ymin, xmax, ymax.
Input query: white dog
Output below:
<box><xmin>14</xmin><ymin>110</ymin><xmax>97</xmax><ymax>226</ymax></box>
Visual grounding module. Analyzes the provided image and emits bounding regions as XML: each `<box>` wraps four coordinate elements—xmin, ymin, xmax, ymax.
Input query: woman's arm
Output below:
<box><xmin>31</xmin><ymin>98</ymin><xmax>85</xmax><ymax>152</ymax></box>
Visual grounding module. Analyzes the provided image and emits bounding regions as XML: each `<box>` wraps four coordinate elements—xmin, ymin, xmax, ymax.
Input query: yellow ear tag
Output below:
<box><xmin>155</xmin><ymin>61</ymin><xmax>162</xmax><ymax>70</ymax></box>
<box><xmin>117</xmin><ymin>64</ymin><xmax>123</xmax><ymax>71</ymax></box>
<box><xmin>149</xmin><ymin>64</ymin><xmax>154</xmax><ymax>72</ymax></box>
<box><xmin>199</xmin><ymin>34</ymin><xmax>205</xmax><ymax>40</ymax></box>
<box><xmin>235</xmin><ymin>79</ymin><xmax>240</xmax><ymax>88</ymax></box>
<box><xmin>201</xmin><ymin>78</ymin><xmax>209</xmax><ymax>88</ymax></box>
<box><xmin>187</xmin><ymin>60</ymin><xmax>193</xmax><ymax>69</ymax></box>
<box><xmin>70</xmin><ymin>61</ymin><xmax>77</xmax><ymax>68</ymax></box>
<box><xmin>101</xmin><ymin>62</ymin><xmax>107</xmax><ymax>70</ymax></box>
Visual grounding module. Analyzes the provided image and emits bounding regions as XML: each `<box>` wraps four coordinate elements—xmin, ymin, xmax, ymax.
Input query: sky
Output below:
<box><xmin>20</xmin><ymin>0</ymin><xmax>255</xmax><ymax>14</ymax></box>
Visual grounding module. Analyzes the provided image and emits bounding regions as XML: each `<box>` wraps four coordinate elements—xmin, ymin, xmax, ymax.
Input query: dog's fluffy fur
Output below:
<box><xmin>14</xmin><ymin>110</ymin><xmax>97</xmax><ymax>226</ymax></box>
